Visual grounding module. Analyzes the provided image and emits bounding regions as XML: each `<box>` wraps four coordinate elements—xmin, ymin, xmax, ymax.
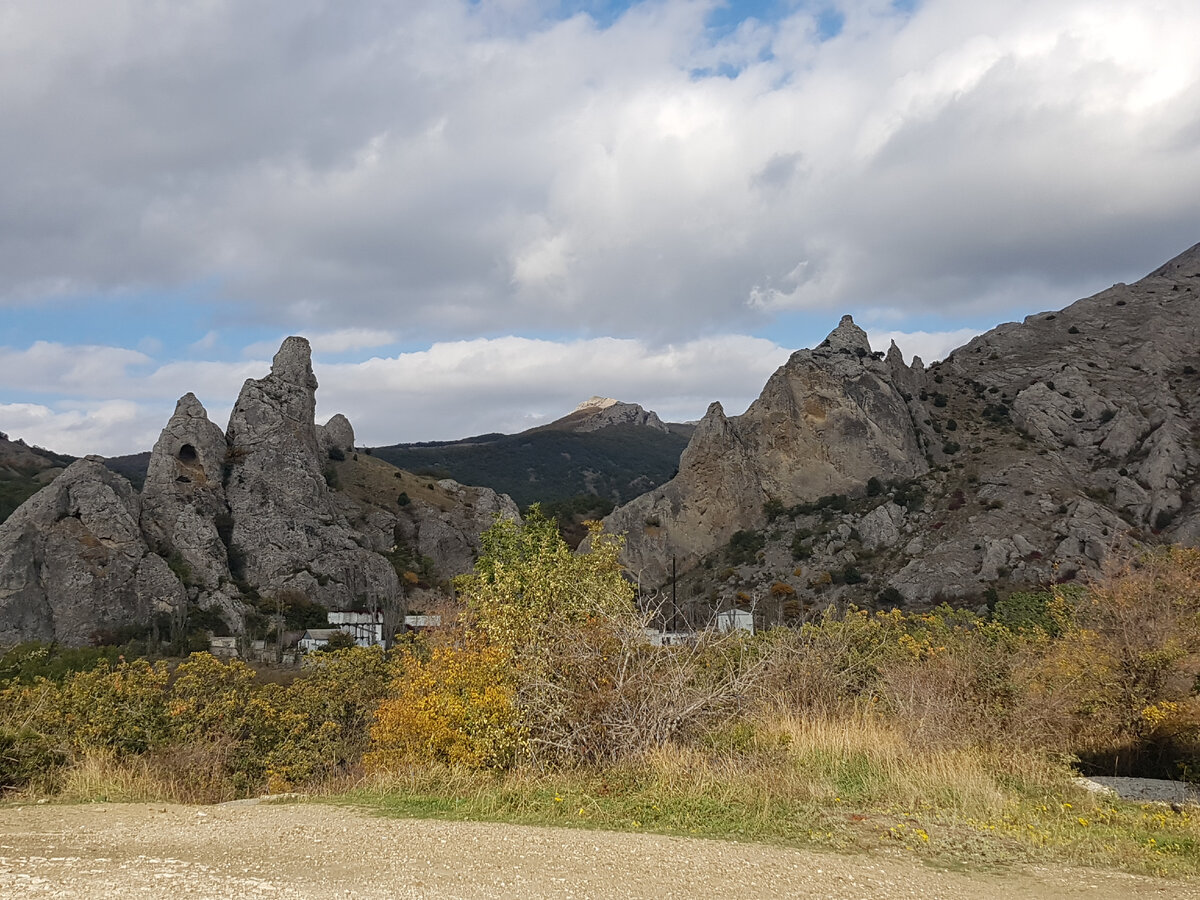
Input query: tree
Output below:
<box><xmin>320</xmin><ymin>631</ymin><xmax>356</xmax><ymax>652</ymax></box>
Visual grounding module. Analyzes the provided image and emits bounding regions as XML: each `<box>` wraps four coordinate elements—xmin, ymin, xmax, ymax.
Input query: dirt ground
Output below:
<box><xmin>0</xmin><ymin>800</ymin><xmax>1196</xmax><ymax>899</ymax></box>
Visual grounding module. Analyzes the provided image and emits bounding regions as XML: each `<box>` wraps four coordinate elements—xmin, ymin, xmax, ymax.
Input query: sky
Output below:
<box><xmin>2</xmin><ymin>0</ymin><xmax>1200</xmax><ymax>456</ymax></box>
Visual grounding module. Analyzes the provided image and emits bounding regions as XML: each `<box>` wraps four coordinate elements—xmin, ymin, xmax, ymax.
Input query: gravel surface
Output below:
<box><xmin>1</xmin><ymin>801</ymin><xmax>1197</xmax><ymax>899</ymax></box>
<box><xmin>1080</xmin><ymin>778</ymin><xmax>1200</xmax><ymax>805</ymax></box>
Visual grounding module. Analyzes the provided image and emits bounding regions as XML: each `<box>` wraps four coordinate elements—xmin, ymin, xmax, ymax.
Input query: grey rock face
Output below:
<box><xmin>140</xmin><ymin>393</ymin><xmax>232</xmax><ymax>595</ymax></box>
<box><xmin>603</xmin><ymin>316</ymin><xmax>927</xmax><ymax>583</ymax></box>
<box><xmin>224</xmin><ymin>338</ymin><xmax>399</xmax><ymax>609</ymax></box>
<box><xmin>0</xmin><ymin>337</ymin><xmax>515</xmax><ymax>645</ymax></box>
<box><xmin>572</xmin><ymin>400</ymin><xmax>670</xmax><ymax>434</ymax></box>
<box><xmin>604</xmin><ymin>242</ymin><xmax>1200</xmax><ymax>608</ymax></box>
<box><xmin>403</xmin><ymin>480</ymin><xmax>520</xmax><ymax>576</ymax></box>
<box><xmin>0</xmin><ymin>459</ymin><xmax>185</xmax><ymax>645</ymax></box>
<box><xmin>317</xmin><ymin>414</ymin><xmax>355</xmax><ymax>456</ymax></box>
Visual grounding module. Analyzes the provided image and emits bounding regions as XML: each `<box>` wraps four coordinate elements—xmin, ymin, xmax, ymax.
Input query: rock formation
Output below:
<box><xmin>223</xmin><ymin>338</ymin><xmax>400</xmax><ymax>609</ymax></box>
<box><xmin>563</xmin><ymin>397</ymin><xmax>671</xmax><ymax>433</ymax></box>
<box><xmin>139</xmin><ymin>393</ymin><xmax>235</xmax><ymax>610</ymax></box>
<box><xmin>603</xmin><ymin>314</ymin><xmax>927</xmax><ymax>583</ymax></box>
<box><xmin>0</xmin><ymin>337</ymin><xmax>519</xmax><ymax>646</ymax></box>
<box><xmin>0</xmin><ymin>458</ymin><xmax>185</xmax><ymax>645</ymax></box>
<box><xmin>602</xmin><ymin>242</ymin><xmax>1200</xmax><ymax>613</ymax></box>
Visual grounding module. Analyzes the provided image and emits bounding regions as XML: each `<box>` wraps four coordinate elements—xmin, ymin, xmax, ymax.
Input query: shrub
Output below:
<box><xmin>727</xmin><ymin>530</ymin><xmax>766</xmax><ymax>566</ymax></box>
<box><xmin>367</xmin><ymin>638</ymin><xmax>523</xmax><ymax>770</ymax></box>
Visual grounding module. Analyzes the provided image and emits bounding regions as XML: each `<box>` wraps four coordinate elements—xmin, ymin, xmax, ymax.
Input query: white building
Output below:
<box><xmin>326</xmin><ymin>610</ymin><xmax>384</xmax><ymax>646</ymax></box>
<box><xmin>297</xmin><ymin>628</ymin><xmax>343</xmax><ymax>652</ymax></box>
<box><xmin>714</xmin><ymin>608</ymin><xmax>754</xmax><ymax>635</ymax></box>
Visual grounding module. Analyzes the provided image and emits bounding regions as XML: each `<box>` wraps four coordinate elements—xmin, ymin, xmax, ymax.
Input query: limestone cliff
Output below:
<box><xmin>603</xmin><ymin>242</ymin><xmax>1200</xmax><ymax>616</ymax></box>
<box><xmin>0</xmin><ymin>338</ymin><xmax>518</xmax><ymax>645</ymax></box>
<box><xmin>603</xmin><ymin>315</ymin><xmax>927</xmax><ymax>584</ymax></box>
<box><xmin>140</xmin><ymin>393</ymin><xmax>234</xmax><ymax>604</ymax></box>
<box><xmin>223</xmin><ymin>337</ymin><xmax>400</xmax><ymax>610</ymax></box>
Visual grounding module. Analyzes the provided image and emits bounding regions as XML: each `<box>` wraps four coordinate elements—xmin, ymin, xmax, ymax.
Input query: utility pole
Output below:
<box><xmin>671</xmin><ymin>555</ymin><xmax>678</xmax><ymax>633</ymax></box>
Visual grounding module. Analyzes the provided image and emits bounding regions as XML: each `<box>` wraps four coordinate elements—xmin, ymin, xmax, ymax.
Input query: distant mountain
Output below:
<box><xmin>103</xmin><ymin>451</ymin><xmax>151</xmax><ymax>490</ymax></box>
<box><xmin>0</xmin><ymin>433</ymin><xmax>75</xmax><ymax>524</ymax></box>
<box><xmin>371</xmin><ymin>400</ymin><xmax>694</xmax><ymax>510</ymax></box>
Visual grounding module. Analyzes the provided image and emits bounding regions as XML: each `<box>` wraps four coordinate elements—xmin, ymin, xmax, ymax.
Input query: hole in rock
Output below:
<box><xmin>178</xmin><ymin>444</ymin><xmax>198</xmax><ymax>462</ymax></box>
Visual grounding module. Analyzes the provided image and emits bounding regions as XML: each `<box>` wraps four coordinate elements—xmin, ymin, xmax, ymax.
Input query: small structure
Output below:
<box><xmin>642</xmin><ymin>628</ymin><xmax>696</xmax><ymax>647</ymax></box>
<box><xmin>298</xmin><ymin>628</ymin><xmax>343</xmax><ymax>653</ymax></box>
<box><xmin>327</xmin><ymin>610</ymin><xmax>384</xmax><ymax>646</ymax></box>
<box><xmin>714</xmin><ymin>608</ymin><xmax>754</xmax><ymax>635</ymax></box>
<box><xmin>208</xmin><ymin>635</ymin><xmax>239</xmax><ymax>658</ymax></box>
<box><xmin>404</xmin><ymin>614</ymin><xmax>442</xmax><ymax>629</ymax></box>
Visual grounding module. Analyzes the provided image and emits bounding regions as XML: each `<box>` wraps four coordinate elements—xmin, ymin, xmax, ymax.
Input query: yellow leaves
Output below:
<box><xmin>366</xmin><ymin>639</ymin><xmax>525</xmax><ymax>771</ymax></box>
<box><xmin>1141</xmin><ymin>701</ymin><xmax>1181</xmax><ymax>730</ymax></box>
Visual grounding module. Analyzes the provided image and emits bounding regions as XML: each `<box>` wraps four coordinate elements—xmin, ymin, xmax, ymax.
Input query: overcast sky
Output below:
<box><xmin>3</xmin><ymin>0</ymin><xmax>1199</xmax><ymax>456</ymax></box>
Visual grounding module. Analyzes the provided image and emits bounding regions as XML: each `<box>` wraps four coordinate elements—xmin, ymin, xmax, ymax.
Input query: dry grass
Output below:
<box><xmin>41</xmin><ymin>747</ymin><xmax>239</xmax><ymax>805</ymax></box>
<box><xmin>344</xmin><ymin>710</ymin><xmax>1200</xmax><ymax>878</ymax></box>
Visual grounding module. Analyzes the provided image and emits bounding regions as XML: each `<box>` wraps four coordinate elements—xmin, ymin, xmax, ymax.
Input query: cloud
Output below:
<box><xmin>241</xmin><ymin>328</ymin><xmax>399</xmax><ymax>359</ymax></box>
<box><xmin>865</xmin><ymin>327</ymin><xmax>980</xmax><ymax>364</ymax></box>
<box><xmin>1</xmin><ymin>0</ymin><xmax>1196</xmax><ymax>345</ymax></box>
<box><xmin>0</xmin><ymin>342</ymin><xmax>152</xmax><ymax>397</ymax></box>
<box><xmin>0</xmin><ymin>401</ymin><xmax>157</xmax><ymax>458</ymax></box>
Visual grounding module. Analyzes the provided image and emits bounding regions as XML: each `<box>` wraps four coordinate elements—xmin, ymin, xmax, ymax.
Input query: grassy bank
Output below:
<box><xmin>340</xmin><ymin>714</ymin><xmax>1200</xmax><ymax>879</ymax></box>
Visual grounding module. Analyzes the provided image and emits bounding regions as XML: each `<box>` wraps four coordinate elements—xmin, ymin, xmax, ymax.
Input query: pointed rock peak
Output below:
<box><xmin>822</xmin><ymin>314</ymin><xmax>872</xmax><ymax>355</ymax></box>
<box><xmin>173</xmin><ymin>392</ymin><xmax>210</xmax><ymax>420</ymax></box>
<box><xmin>910</xmin><ymin>355</ymin><xmax>925</xmax><ymax>371</ymax></box>
<box><xmin>885</xmin><ymin>340</ymin><xmax>904</xmax><ymax>365</ymax></box>
<box><xmin>694</xmin><ymin>401</ymin><xmax>729</xmax><ymax>432</ymax></box>
<box><xmin>271</xmin><ymin>336</ymin><xmax>318</xmax><ymax>390</ymax></box>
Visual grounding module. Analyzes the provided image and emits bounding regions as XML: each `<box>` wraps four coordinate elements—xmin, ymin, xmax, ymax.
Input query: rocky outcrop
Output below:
<box><xmin>564</xmin><ymin>397</ymin><xmax>671</xmax><ymax>434</ymax></box>
<box><xmin>399</xmin><ymin>479</ymin><xmax>521</xmax><ymax>576</ymax></box>
<box><xmin>604</xmin><ymin>242</ymin><xmax>1200</xmax><ymax>613</ymax></box>
<box><xmin>602</xmin><ymin>315</ymin><xmax>928</xmax><ymax>583</ymax></box>
<box><xmin>317</xmin><ymin>414</ymin><xmax>355</xmax><ymax>456</ymax></box>
<box><xmin>140</xmin><ymin>393</ymin><xmax>234</xmax><ymax>606</ymax></box>
<box><xmin>224</xmin><ymin>338</ymin><xmax>399</xmax><ymax>610</ymax></box>
<box><xmin>0</xmin><ymin>458</ymin><xmax>185</xmax><ymax>645</ymax></box>
<box><xmin>0</xmin><ymin>337</ymin><xmax>516</xmax><ymax>645</ymax></box>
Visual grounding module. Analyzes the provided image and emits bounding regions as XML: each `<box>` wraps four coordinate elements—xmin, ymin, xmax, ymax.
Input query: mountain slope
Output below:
<box><xmin>598</xmin><ymin>241</ymin><xmax>1200</xmax><ymax>623</ymax></box>
<box><xmin>371</xmin><ymin>400</ymin><xmax>692</xmax><ymax>509</ymax></box>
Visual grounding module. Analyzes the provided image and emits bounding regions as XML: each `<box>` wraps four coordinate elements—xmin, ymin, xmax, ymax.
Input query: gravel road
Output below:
<box><xmin>0</xmin><ymin>801</ymin><xmax>1196</xmax><ymax>899</ymax></box>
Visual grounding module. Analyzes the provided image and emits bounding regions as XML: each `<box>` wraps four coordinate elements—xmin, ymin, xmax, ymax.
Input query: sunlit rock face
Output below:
<box><xmin>603</xmin><ymin>315</ymin><xmax>927</xmax><ymax>584</ymax></box>
<box><xmin>602</xmin><ymin>242</ymin><xmax>1200</xmax><ymax>604</ymax></box>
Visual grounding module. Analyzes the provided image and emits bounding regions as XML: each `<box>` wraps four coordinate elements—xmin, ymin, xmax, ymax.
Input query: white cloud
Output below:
<box><xmin>1</xmin><ymin>0</ymin><xmax>1196</xmax><ymax>342</ymax></box>
<box><xmin>0</xmin><ymin>342</ymin><xmax>152</xmax><ymax>397</ymax></box>
<box><xmin>865</xmin><ymin>327</ymin><xmax>980</xmax><ymax>365</ymax></box>
<box><xmin>0</xmin><ymin>400</ymin><xmax>157</xmax><ymax>458</ymax></box>
<box><xmin>241</xmin><ymin>328</ymin><xmax>398</xmax><ymax>359</ymax></box>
